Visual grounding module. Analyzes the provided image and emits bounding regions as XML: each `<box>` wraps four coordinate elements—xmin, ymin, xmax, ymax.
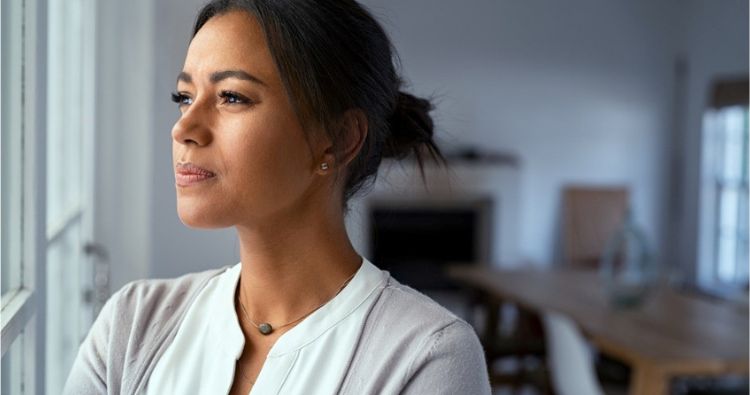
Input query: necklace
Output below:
<box><xmin>237</xmin><ymin>269</ymin><xmax>357</xmax><ymax>336</ymax></box>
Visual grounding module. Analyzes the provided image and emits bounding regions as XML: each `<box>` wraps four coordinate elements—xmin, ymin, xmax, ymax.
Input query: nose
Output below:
<box><xmin>171</xmin><ymin>102</ymin><xmax>213</xmax><ymax>147</ymax></box>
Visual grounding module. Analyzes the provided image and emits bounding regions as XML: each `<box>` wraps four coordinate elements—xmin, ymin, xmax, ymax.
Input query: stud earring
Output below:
<box><xmin>320</xmin><ymin>162</ymin><xmax>329</xmax><ymax>171</ymax></box>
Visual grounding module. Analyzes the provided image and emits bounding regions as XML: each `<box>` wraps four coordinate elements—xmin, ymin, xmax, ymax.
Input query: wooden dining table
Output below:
<box><xmin>446</xmin><ymin>265</ymin><xmax>749</xmax><ymax>395</ymax></box>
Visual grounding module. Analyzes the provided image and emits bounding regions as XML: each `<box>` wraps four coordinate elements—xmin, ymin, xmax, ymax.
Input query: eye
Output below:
<box><xmin>218</xmin><ymin>90</ymin><xmax>251</xmax><ymax>105</ymax></box>
<box><xmin>171</xmin><ymin>92</ymin><xmax>193</xmax><ymax>107</ymax></box>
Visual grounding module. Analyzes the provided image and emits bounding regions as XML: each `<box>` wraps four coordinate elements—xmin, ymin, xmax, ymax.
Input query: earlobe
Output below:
<box><xmin>314</xmin><ymin>110</ymin><xmax>367</xmax><ymax>175</ymax></box>
<box><xmin>315</xmin><ymin>152</ymin><xmax>335</xmax><ymax>175</ymax></box>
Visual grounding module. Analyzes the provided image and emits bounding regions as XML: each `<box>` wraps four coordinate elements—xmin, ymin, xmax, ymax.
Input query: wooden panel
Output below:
<box><xmin>562</xmin><ymin>186</ymin><xmax>629</xmax><ymax>268</ymax></box>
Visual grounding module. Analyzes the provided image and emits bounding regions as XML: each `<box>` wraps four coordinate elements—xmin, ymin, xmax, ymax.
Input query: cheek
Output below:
<box><xmin>225</xmin><ymin>112</ymin><xmax>315</xmax><ymax>208</ymax></box>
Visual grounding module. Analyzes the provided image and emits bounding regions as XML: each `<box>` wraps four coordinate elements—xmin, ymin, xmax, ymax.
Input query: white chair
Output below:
<box><xmin>542</xmin><ymin>311</ymin><xmax>605</xmax><ymax>395</ymax></box>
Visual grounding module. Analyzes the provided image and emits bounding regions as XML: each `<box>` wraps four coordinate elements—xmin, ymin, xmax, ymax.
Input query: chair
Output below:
<box><xmin>542</xmin><ymin>311</ymin><xmax>605</xmax><ymax>395</ymax></box>
<box><xmin>559</xmin><ymin>186</ymin><xmax>632</xmax><ymax>392</ymax></box>
<box><xmin>475</xmin><ymin>186</ymin><xmax>630</xmax><ymax>393</ymax></box>
<box><xmin>561</xmin><ymin>186</ymin><xmax>629</xmax><ymax>268</ymax></box>
<box><xmin>473</xmin><ymin>293</ymin><xmax>550</xmax><ymax>392</ymax></box>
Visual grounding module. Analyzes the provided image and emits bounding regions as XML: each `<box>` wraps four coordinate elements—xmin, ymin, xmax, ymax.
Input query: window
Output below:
<box><xmin>2</xmin><ymin>0</ymin><xmax>98</xmax><ymax>393</ymax></box>
<box><xmin>698</xmin><ymin>79</ymin><xmax>749</xmax><ymax>297</ymax></box>
<box><xmin>45</xmin><ymin>0</ymin><xmax>97</xmax><ymax>391</ymax></box>
<box><xmin>1</xmin><ymin>0</ymin><xmax>45</xmax><ymax>393</ymax></box>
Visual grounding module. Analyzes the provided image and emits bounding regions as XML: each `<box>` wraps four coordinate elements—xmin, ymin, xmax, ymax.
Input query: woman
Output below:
<box><xmin>64</xmin><ymin>0</ymin><xmax>491</xmax><ymax>394</ymax></box>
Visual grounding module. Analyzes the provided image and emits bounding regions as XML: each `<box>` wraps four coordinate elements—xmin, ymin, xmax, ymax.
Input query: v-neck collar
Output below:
<box><xmin>211</xmin><ymin>257</ymin><xmax>387</xmax><ymax>359</ymax></box>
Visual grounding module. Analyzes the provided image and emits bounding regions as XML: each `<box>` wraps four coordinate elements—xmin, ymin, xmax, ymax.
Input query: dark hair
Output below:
<box><xmin>193</xmin><ymin>0</ymin><xmax>445</xmax><ymax>207</ymax></box>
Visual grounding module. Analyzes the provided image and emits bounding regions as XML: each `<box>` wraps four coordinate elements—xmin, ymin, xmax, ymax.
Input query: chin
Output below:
<box><xmin>176</xmin><ymin>201</ymin><xmax>230</xmax><ymax>229</ymax></box>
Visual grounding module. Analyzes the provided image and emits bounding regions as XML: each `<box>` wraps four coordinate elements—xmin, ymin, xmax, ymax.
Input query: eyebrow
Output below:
<box><xmin>176</xmin><ymin>70</ymin><xmax>267</xmax><ymax>87</ymax></box>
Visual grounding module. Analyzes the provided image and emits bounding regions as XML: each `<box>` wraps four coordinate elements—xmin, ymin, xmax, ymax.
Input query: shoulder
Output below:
<box><xmin>374</xmin><ymin>276</ymin><xmax>466</xmax><ymax>332</ymax></box>
<box><xmin>112</xmin><ymin>266</ymin><xmax>227</xmax><ymax>315</ymax></box>
<box><xmin>371</xmin><ymin>276</ymin><xmax>485</xmax><ymax>353</ymax></box>
<box><xmin>63</xmin><ymin>266</ymin><xmax>228</xmax><ymax>395</ymax></box>
<box><xmin>101</xmin><ymin>266</ymin><xmax>229</xmax><ymax>358</ymax></box>
<box><xmin>345</xmin><ymin>275</ymin><xmax>490</xmax><ymax>394</ymax></box>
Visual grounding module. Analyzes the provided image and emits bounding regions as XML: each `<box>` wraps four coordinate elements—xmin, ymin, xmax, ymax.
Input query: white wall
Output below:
<box><xmin>358</xmin><ymin>0</ymin><xmax>682</xmax><ymax>267</ymax></box>
<box><xmin>135</xmin><ymin>0</ymin><xmax>746</xmax><ymax>280</ymax></box>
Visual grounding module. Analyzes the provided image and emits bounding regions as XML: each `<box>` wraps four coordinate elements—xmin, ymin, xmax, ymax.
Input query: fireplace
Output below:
<box><xmin>368</xmin><ymin>197</ymin><xmax>492</xmax><ymax>290</ymax></box>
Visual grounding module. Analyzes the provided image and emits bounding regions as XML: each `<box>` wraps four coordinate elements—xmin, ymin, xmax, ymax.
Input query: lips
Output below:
<box><xmin>175</xmin><ymin>162</ymin><xmax>216</xmax><ymax>187</ymax></box>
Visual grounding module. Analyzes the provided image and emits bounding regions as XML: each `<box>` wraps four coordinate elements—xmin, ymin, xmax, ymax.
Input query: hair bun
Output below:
<box><xmin>383</xmin><ymin>91</ymin><xmax>436</xmax><ymax>159</ymax></box>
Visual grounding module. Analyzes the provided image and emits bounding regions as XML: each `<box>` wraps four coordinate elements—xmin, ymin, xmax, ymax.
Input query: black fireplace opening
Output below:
<box><xmin>369</xmin><ymin>201</ymin><xmax>491</xmax><ymax>290</ymax></box>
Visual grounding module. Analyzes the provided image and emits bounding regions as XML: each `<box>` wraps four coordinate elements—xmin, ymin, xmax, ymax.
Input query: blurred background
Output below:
<box><xmin>1</xmin><ymin>0</ymin><xmax>747</xmax><ymax>394</ymax></box>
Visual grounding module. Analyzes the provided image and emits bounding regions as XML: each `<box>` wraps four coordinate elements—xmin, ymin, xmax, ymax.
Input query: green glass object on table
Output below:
<box><xmin>600</xmin><ymin>208</ymin><xmax>657</xmax><ymax>309</ymax></box>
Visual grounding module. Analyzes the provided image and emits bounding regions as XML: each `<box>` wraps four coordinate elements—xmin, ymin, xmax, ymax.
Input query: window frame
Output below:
<box><xmin>0</xmin><ymin>0</ymin><xmax>48</xmax><ymax>393</ymax></box>
<box><xmin>4</xmin><ymin>0</ymin><xmax>144</xmax><ymax>391</ymax></box>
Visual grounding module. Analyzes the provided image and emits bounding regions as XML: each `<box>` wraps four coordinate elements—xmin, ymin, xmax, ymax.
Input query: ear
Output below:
<box><xmin>315</xmin><ymin>109</ymin><xmax>368</xmax><ymax>175</ymax></box>
<box><xmin>337</xmin><ymin>108</ymin><xmax>368</xmax><ymax>168</ymax></box>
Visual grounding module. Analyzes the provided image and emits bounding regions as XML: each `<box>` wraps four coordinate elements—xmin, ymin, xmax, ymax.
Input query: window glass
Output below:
<box><xmin>1</xmin><ymin>331</ymin><xmax>25</xmax><ymax>395</ymax></box>
<box><xmin>47</xmin><ymin>0</ymin><xmax>84</xmax><ymax>229</ymax></box>
<box><xmin>46</xmin><ymin>220</ymin><xmax>85</xmax><ymax>392</ymax></box>
<box><xmin>715</xmin><ymin>107</ymin><xmax>748</xmax><ymax>286</ymax></box>
<box><xmin>45</xmin><ymin>0</ymin><xmax>96</xmax><ymax>391</ymax></box>
<box><xmin>700</xmin><ymin>105</ymin><xmax>749</xmax><ymax>291</ymax></box>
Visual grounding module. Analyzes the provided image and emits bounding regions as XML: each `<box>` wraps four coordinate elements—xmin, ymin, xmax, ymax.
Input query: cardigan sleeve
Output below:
<box><xmin>62</xmin><ymin>284</ymin><xmax>127</xmax><ymax>395</ymax></box>
<box><xmin>62</xmin><ymin>268</ymin><xmax>224</xmax><ymax>395</ymax></box>
<box><xmin>400</xmin><ymin>320</ymin><xmax>492</xmax><ymax>395</ymax></box>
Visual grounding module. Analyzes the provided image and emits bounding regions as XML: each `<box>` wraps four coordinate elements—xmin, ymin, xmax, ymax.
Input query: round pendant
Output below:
<box><xmin>258</xmin><ymin>323</ymin><xmax>273</xmax><ymax>335</ymax></box>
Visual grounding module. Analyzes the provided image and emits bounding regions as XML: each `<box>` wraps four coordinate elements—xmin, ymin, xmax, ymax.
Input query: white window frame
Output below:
<box><xmin>1</xmin><ymin>0</ymin><xmax>48</xmax><ymax>394</ymax></box>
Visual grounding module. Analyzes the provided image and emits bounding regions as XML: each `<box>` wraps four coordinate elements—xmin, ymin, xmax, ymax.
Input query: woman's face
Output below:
<box><xmin>172</xmin><ymin>11</ymin><xmax>328</xmax><ymax>228</ymax></box>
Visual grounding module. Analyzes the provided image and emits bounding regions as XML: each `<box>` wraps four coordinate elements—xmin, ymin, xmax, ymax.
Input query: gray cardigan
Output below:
<box><xmin>63</xmin><ymin>267</ymin><xmax>492</xmax><ymax>395</ymax></box>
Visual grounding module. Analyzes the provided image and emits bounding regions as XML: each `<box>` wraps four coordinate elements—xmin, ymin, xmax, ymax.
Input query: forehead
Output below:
<box><xmin>182</xmin><ymin>10</ymin><xmax>279</xmax><ymax>87</ymax></box>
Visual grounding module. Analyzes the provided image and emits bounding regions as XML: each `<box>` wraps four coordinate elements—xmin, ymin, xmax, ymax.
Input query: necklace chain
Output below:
<box><xmin>237</xmin><ymin>269</ymin><xmax>357</xmax><ymax>336</ymax></box>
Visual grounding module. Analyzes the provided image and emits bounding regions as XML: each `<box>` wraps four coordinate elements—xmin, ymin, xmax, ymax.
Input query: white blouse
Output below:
<box><xmin>143</xmin><ymin>257</ymin><xmax>388</xmax><ymax>395</ymax></box>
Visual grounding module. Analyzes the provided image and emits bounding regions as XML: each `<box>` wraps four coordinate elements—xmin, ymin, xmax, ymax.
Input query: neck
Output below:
<box><xmin>234</xmin><ymin>201</ymin><xmax>362</xmax><ymax>331</ymax></box>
